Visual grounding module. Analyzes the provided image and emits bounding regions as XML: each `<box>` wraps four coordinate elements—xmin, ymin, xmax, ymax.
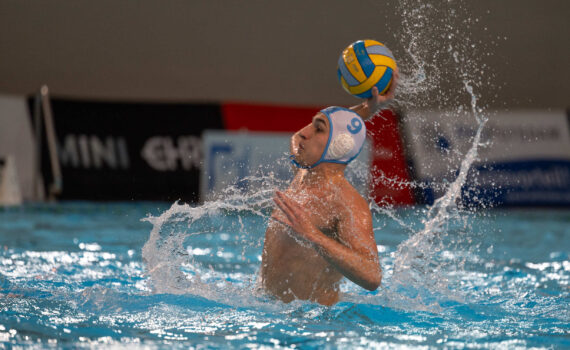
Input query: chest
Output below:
<box><xmin>285</xmin><ymin>186</ymin><xmax>340</xmax><ymax>234</ymax></box>
<box><xmin>264</xmin><ymin>185</ymin><xmax>343</xmax><ymax>265</ymax></box>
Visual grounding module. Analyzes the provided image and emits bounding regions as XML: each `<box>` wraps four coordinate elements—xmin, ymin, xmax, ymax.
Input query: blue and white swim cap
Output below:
<box><xmin>291</xmin><ymin>106</ymin><xmax>367</xmax><ymax>169</ymax></box>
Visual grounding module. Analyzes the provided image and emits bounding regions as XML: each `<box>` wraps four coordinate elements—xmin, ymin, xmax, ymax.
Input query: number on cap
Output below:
<box><xmin>347</xmin><ymin>118</ymin><xmax>362</xmax><ymax>134</ymax></box>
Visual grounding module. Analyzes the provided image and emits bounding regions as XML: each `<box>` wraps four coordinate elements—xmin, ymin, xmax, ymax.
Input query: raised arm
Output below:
<box><xmin>350</xmin><ymin>67</ymin><xmax>399</xmax><ymax>121</ymax></box>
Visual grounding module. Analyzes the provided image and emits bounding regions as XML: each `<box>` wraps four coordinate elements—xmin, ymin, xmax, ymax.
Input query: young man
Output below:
<box><xmin>259</xmin><ymin>72</ymin><xmax>399</xmax><ymax>305</ymax></box>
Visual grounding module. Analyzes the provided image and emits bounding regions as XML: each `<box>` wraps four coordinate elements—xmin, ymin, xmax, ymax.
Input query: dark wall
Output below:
<box><xmin>1</xmin><ymin>0</ymin><xmax>568</xmax><ymax>109</ymax></box>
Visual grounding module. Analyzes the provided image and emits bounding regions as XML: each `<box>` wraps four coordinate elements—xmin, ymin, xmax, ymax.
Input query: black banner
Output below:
<box><xmin>29</xmin><ymin>98</ymin><xmax>224</xmax><ymax>201</ymax></box>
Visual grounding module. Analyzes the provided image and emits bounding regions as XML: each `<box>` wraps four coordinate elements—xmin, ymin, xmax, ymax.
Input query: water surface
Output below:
<box><xmin>0</xmin><ymin>202</ymin><xmax>568</xmax><ymax>349</ymax></box>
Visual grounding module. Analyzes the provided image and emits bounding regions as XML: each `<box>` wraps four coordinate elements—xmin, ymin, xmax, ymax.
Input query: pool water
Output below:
<box><xmin>0</xmin><ymin>201</ymin><xmax>568</xmax><ymax>349</ymax></box>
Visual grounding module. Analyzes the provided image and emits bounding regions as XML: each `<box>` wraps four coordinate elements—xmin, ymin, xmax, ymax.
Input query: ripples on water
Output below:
<box><xmin>0</xmin><ymin>203</ymin><xmax>568</xmax><ymax>348</ymax></box>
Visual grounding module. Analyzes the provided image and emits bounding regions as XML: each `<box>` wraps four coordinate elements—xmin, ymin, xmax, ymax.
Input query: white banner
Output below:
<box><xmin>403</xmin><ymin>110</ymin><xmax>570</xmax><ymax>206</ymax></box>
<box><xmin>0</xmin><ymin>94</ymin><xmax>36</xmax><ymax>201</ymax></box>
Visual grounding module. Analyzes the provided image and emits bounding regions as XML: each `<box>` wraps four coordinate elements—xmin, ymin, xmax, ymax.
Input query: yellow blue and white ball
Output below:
<box><xmin>337</xmin><ymin>39</ymin><xmax>397</xmax><ymax>99</ymax></box>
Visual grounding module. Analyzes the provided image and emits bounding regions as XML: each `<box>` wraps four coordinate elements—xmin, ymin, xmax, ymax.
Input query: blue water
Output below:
<box><xmin>0</xmin><ymin>202</ymin><xmax>568</xmax><ymax>349</ymax></box>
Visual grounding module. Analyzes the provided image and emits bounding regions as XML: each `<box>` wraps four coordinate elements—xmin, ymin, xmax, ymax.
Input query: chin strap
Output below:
<box><xmin>289</xmin><ymin>154</ymin><xmax>323</xmax><ymax>170</ymax></box>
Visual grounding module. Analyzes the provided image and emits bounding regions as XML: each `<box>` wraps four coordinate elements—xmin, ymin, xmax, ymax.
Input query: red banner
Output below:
<box><xmin>222</xmin><ymin>103</ymin><xmax>321</xmax><ymax>132</ymax></box>
<box><xmin>366</xmin><ymin>110</ymin><xmax>415</xmax><ymax>205</ymax></box>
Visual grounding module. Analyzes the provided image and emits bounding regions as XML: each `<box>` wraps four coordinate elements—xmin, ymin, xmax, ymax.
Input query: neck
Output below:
<box><xmin>301</xmin><ymin>162</ymin><xmax>346</xmax><ymax>186</ymax></box>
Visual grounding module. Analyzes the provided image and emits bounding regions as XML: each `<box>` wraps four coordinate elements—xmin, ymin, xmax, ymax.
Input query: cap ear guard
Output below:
<box><xmin>327</xmin><ymin>133</ymin><xmax>355</xmax><ymax>159</ymax></box>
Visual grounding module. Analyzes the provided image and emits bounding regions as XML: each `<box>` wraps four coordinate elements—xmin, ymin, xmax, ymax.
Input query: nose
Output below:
<box><xmin>299</xmin><ymin>124</ymin><xmax>312</xmax><ymax>139</ymax></box>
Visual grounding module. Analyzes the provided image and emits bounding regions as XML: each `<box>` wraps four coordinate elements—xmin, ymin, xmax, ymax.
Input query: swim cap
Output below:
<box><xmin>291</xmin><ymin>106</ymin><xmax>366</xmax><ymax>169</ymax></box>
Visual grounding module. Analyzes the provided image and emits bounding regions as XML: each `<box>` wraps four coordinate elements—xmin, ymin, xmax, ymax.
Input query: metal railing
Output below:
<box><xmin>33</xmin><ymin>85</ymin><xmax>62</xmax><ymax>200</ymax></box>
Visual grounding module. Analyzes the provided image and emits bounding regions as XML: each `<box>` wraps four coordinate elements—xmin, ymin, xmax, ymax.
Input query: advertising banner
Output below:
<box><xmin>31</xmin><ymin>98</ymin><xmax>224</xmax><ymax>201</ymax></box>
<box><xmin>403</xmin><ymin>110</ymin><xmax>570</xmax><ymax>206</ymax></box>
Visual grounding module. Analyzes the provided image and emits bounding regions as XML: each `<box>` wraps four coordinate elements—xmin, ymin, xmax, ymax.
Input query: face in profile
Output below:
<box><xmin>293</xmin><ymin>113</ymin><xmax>330</xmax><ymax>167</ymax></box>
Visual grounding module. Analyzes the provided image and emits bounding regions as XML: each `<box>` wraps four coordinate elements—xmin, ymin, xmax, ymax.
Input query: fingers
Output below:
<box><xmin>370</xmin><ymin>86</ymin><xmax>379</xmax><ymax>99</ymax></box>
<box><xmin>272</xmin><ymin>191</ymin><xmax>319</xmax><ymax>242</ymax></box>
<box><xmin>277</xmin><ymin>191</ymin><xmax>303</xmax><ymax>219</ymax></box>
<box><xmin>273</xmin><ymin>191</ymin><xmax>296</xmax><ymax>223</ymax></box>
<box><xmin>279</xmin><ymin>192</ymin><xmax>309</xmax><ymax>218</ymax></box>
<box><xmin>270</xmin><ymin>214</ymin><xmax>292</xmax><ymax>228</ymax></box>
<box><xmin>273</xmin><ymin>190</ymin><xmax>307</xmax><ymax>227</ymax></box>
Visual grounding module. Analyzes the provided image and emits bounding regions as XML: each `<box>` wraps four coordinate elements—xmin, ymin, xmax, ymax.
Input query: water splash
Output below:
<box><xmin>384</xmin><ymin>0</ymin><xmax>493</xmax><ymax>306</ymax></box>
<box><xmin>140</xmin><ymin>158</ymin><xmax>373</xmax><ymax>308</ymax></box>
<box><xmin>141</xmin><ymin>183</ymin><xmax>273</xmax><ymax>306</ymax></box>
<box><xmin>141</xmin><ymin>0</ymin><xmax>496</xmax><ymax>311</ymax></box>
<box><xmin>391</xmin><ymin>0</ymin><xmax>497</xmax><ymax>110</ymax></box>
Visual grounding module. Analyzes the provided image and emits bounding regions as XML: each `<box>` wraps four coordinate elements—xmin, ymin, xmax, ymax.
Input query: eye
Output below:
<box><xmin>314</xmin><ymin>119</ymin><xmax>327</xmax><ymax>133</ymax></box>
<box><xmin>313</xmin><ymin>122</ymin><xmax>324</xmax><ymax>132</ymax></box>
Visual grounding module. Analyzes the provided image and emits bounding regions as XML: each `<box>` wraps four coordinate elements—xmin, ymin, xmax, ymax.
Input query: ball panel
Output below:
<box><xmin>379</xmin><ymin>81</ymin><xmax>392</xmax><ymax>95</ymax></box>
<box><xmin>340</xmin><ymin>75</ymin><xmax>351</xmax><ymax>94</ymax></box>
<box><xmin>368</xmin><ymin>54</ymin><xmax>397</xmax><ymax>71</ymax></box>
<box><xmin>337</xmin><ymin>56</ymin><xmax>360</xmax><ymax>86</ymax></box>
<box><xmin>343</xmin><ymin>47</ymin><xmax>368</xmax><ymax>83</ymax></box>
<box><xmin>375</xmin><ymin>67</ymin><xmax>394</xmax><ymax>94</ymax></box>
<box><xmin>352</xmin><ymin>40</ymin><xmax>376</xmax><ymax>77</ymax></box>
<box><xmin>365</xmin><ymin>45</ymin><xmax>395</xmax><ymax>60</ymax></box>
<box><xmin>354</xmin><ymin>90</ymin><xmax>373</xmax><ymax>99</ymax></box>
<box><xmin>347</xmin><ymin>65</ymin><xmax>388</xmax><ymax>95</ymax></box>
<box><xmin>363</xmin><ymin>39</ymin><xmax>384</xmax><ymax>48</ymax></box>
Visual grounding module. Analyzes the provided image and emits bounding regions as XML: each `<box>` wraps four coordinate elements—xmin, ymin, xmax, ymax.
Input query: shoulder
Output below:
<box><xmin>335</xmin><ymin>180</ymin><xmax>372</xmax><ymax>223</ymax></box>
<box><xmin>332</xmin><ymin>180</ymin><xmax>375</xmax><ymax>243</ymax></box>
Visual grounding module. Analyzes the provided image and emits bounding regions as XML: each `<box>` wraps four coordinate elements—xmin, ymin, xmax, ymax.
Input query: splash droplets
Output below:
<box><xmin>387</xmin><ymin>0</ymin><xmax>492</xmax><ymax>305</ymax></box>
<box><xmin>143</xmin><ymin>0</ymin><xmax>496</xmax><ymax>310</ymax></box>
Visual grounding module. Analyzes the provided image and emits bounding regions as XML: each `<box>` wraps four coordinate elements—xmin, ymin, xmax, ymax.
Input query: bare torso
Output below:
<box><xmin>260</xmin><ymin>170</ymin><xmax>361</xmax><ymax>305</ymax></box>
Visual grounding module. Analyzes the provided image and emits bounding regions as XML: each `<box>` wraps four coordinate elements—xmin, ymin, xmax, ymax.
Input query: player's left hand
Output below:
<box><xmin>271</xmin><ymin>190</ymin><xmax>319</xmax><ymax>243</ymax></box>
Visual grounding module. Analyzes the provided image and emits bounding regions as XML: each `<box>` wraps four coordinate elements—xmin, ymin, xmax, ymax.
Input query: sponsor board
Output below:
<box><xmin>201</xmin><ymin>130</ymin><xmax>371</xmax><ymax>201</ymax></box>
<box><xmin>403</xmin><ymin>110</ymin><xmax>570</xmax><ymax>206</ymax></box>
<box><xmin>30</xmin><ymin>98</ymin><xmax>224</xmax><ymax>201</ymax></box>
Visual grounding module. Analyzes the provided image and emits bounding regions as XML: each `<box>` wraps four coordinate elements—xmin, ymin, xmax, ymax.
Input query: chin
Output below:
<box><xmin>298</xmin><ymin>159</ymin><xmax>315</xmax><ymax>168</ymax></box>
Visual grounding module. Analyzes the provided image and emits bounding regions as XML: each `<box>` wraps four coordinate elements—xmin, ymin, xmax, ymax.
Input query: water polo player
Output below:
<box><xmin>259</xmin><ymin>73</ymin><xmax>398</xmax><ymax>305</ymax></box>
